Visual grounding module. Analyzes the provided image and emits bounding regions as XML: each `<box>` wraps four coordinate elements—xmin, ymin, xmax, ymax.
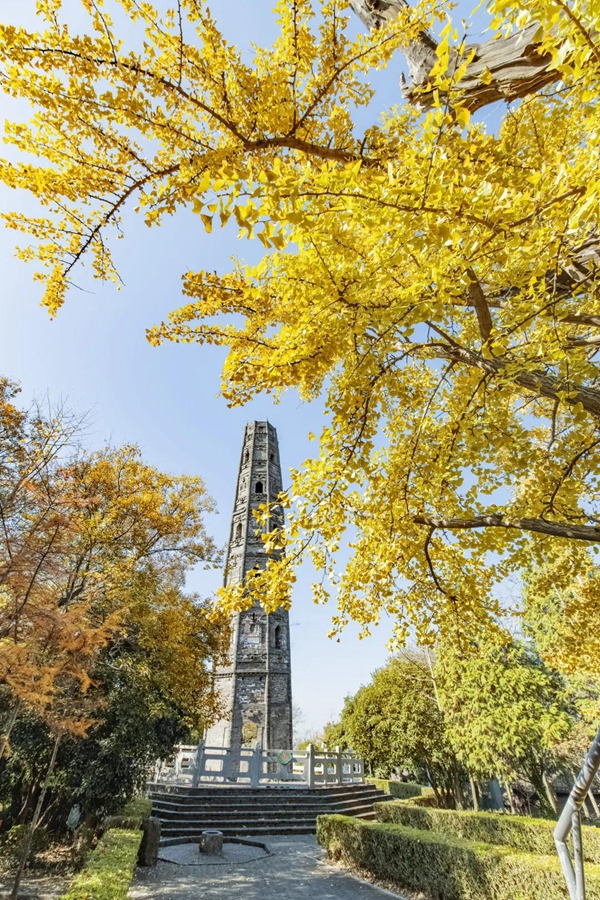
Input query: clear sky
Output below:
<box><xmin>0</xmin><ymin>0</ymin><xmax>501</xmax><ymax>737</ymax></box>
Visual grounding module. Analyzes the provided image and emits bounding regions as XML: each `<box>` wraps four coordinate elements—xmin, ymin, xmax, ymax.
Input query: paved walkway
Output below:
<box><xmin>130</xmin><ymin>835</ymin><xmax>401</xmax><ymax>900</ymax></box>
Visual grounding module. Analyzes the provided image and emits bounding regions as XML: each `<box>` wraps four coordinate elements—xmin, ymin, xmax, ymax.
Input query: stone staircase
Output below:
<box><xmin>148</xmin><ymin>782</ymin><xmax>393</xmax><ymax>845</ymax></box>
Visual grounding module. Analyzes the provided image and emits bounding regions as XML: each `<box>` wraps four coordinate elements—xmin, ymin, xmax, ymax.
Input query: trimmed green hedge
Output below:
<box><xmin>401</xmin><ymin>794</ymin><xmax>438</xmax><ymax>807</ymax></box>
<box><xmin>375</xmin><ymin>802</ymin><xmax>600</xmax><ymax>863</ymax></box>
<box><xmin>366</xmin><ymin>778</ymin><xmax>433</xmax><ymax>800</ymax></box>
<box><xmin>102</xmin><ymin>796</ymin><xmax>153</xmax><ymax>832</ymax></box>
<box><xmin>60</xmin><ymin>828</ymin><xmax>142</xmax><ymax>900</ymax></box>
<box><xmin>317</xmin><ymin>814</ymin><xmax>600</xmax><ymax>900</ymax></box>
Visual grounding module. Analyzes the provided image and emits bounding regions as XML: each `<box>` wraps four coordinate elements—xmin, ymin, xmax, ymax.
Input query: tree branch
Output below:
<box><xmin>466</xmin><ymin>267</ymin><xmax>493</xmax><ymax>343</ymax></box>
<box><xmin>350</xmin><ymin>2</ymin><xmax>559</xmax><ymax>112</ymax></box>
<box><xmin>431</xmin><ymin>339</ymin><xmax>600</xmax><ymax>420</ymax></box>
<box><xmin>413</xmin><ymin>512</ymin><xmax>600</xmax><ymax>542</ymax></box>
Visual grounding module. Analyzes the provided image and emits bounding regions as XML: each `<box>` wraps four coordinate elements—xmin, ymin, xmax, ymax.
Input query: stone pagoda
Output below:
<box><xmin>205</xmin><ymin>421</ymin><xmax>293</xmax><ymax>752</ymax></box>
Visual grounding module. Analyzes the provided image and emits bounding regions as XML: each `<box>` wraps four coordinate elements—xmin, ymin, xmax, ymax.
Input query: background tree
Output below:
<box><xmin>523</xmin><ymin>546</ymin><xmax>600</xmax><ymax>688</ymax></box>
<box><xmin>1</xmin><ymin>0</ymin><xmax>599</xmax><ymax>647</ymax></box>
<box><xmin>0</xmin><ymin>377</ymin><xmax>228</xmax><ymax>867</ymax></box>
<box><xmin>338</xmin><ymin>654</ymin><xmax>461</xmax><ymax>806</ymax></box>
<box><xmin>0</xmin><ymin>588</ymin><xmax>226</xmax><ymax>831</ymax></box>
<box><xmin>436</xmin><ymin>627</ymin><xmax>573</xmax><ymax>817</ymax></box>
<box><xmin>0</xmin><ymin>377</ymin><xmax>117</xmax><ymax>751</ymax></box>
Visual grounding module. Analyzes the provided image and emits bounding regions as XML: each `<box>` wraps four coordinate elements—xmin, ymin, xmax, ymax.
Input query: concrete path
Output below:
<box><xmin>129</xmin><ymin>835</ymin><xmax>401</xmax><ymax>900</ymax></box>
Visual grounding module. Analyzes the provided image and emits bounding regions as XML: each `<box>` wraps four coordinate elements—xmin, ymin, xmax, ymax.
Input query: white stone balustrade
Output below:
<box><xmin>154</xmin><ymin>742</ymin><xmax>365</xmax><ymax>788</ymax></box>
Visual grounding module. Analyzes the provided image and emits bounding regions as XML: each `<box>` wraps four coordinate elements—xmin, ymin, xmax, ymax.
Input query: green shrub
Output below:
<box><xmin>375</xmin><ymin>802</ymin><xmax>600</xmax><ymax>863</ymax></box>
<box><xmin>317</xmin><ymin>814</ymin><xmax>600</xmax><ymax>900</ymax></box>
<box><xmin>60</xmin><ymin>828</ymin><xmax>142</xmax><ymax>900</ymax></box>
<box><xmin>102</xmin><ymin>796</ymin><xmax>152</xmax><ymax>832</ymax></box>
<box><xmin>366</xmin><ymin>778</ymin><xmax>433</xmax><ymax>800</ymax></box>
<box><xmin>403</xmin><ymin>794</ymin><xmax>438</xmax><ymax>807</ymax></box>
<box><xmin>0</xmin><ymin>824</ymin><xmax>49</xmax><ymax>866</ymax></box>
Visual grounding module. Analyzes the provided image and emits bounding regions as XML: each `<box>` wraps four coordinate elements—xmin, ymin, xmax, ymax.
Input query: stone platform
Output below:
<box><xmin>131</xmin><ymin>834</ymin><xmax>404</xmax><ymax>900</ymax></box>
<box><xmin>159</xmin><ymin>839</ymin><xmax>269</xmax><ymax>867</ymax></box>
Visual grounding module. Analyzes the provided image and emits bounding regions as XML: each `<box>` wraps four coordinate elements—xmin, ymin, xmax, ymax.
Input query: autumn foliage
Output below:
<box><xmin>1</xmin><ymin>0</ymin><xmax>599</xmax><ymax>651</ymax></box>
<box><xmin>0</xmin><ymin>377</ymin><xmax>226</xmax><ymax>755</ymax></box>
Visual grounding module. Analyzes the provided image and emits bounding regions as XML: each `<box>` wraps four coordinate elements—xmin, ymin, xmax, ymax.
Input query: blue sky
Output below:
<box><xmin>0</xmin><ymin>0</ymin><xmax>503</xmax><ymax>736</ymax></box>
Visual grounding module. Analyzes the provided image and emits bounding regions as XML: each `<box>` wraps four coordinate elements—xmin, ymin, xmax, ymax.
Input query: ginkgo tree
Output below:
<box><xmin>1</xmin><ymin>0</ymin><xmax>599</xmax><ymax>649</ymax></box>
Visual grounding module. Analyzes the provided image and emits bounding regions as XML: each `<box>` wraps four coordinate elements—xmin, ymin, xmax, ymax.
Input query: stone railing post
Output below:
<box><xmin>251</xmin><ymin>741</ymin><xmax>262</xmax><ymax>787</ymax></box>
<box><xmin>191</xmin><ymin>739</ymin><xmax>205</xmax><ymax>788</ymax></box>
<box><xmin>306</xmin><ymin>743</ymin><xmax>315</xmax><ymax>788</ymax></box>
<box><xmin>335</xmin><ymin>745</ymin><xmax>342</xmax><ymax>784</ymax></box>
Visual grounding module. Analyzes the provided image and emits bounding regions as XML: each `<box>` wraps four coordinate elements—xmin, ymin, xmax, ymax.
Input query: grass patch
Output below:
<box><xmin>317</xmin><ymin>814</ymin><xmax>600</xmax><ymax>900</ymax></box>
<box><xmin>59</xmin><ymin>828</ymin><xmax>142</xmax><ymax>900</ymax></box>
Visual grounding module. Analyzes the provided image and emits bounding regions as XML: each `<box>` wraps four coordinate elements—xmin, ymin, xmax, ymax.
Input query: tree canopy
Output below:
<box><xmin>0</xmin><ymin>375</ymin><xmax>228</xmax><ymax>829</ymax></box>
<box><xmin>1</xmin><ymin>0</ymin><xmax>599</xmax><ymax>645</ymax></box>
<box><xmin>0</xmin><ymin>377</ymin><xmax>226</xmax><ymax>750</ymax></box>
<box><xmin>436</xmin><ymin>627</ymin><xmax>572</xmax><ymax>813</ymax></box>
<box><xmin>336</xmin><ymin>653</ymin><xmax>461</xmax><ymax>804</ymax></box>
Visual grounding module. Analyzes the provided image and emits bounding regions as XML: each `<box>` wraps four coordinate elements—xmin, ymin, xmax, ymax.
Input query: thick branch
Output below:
<box><xmin>466</xmin><ymin>268</ymin><xmax>493</xmax><ymax>342</ymax></box>
<box><xmin>434</xmin><ymin>341</ymin><xmax>600</xmax><ymax>420</ymax></box>
<box><xmin>414</xmin><ymin>512</ymin><xmax>600</xmax><ymax>542</ymax></box>
<box><xmin>350</xmin><ymin>1</ymin><xmax>558</xmax><ymax>112</ymax></box>
<box><xmin>494</xmin><ymin>233</ymin><xmax>600</xmax><ymax>308</ymax></box>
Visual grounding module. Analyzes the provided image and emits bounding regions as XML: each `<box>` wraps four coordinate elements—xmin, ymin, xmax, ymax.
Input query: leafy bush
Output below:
<box><xmin>102</xmin><ymin>796</ymin><xmax>152</xmax><ymax>832</ymax></box>
<box><xmin>404</xmin><ymin>794</ymin><xmax>438</xmax><ymax>807</ymax></box>
<box><xmin>317</xmin><ymin>814</ymin><xmax>600</xmax><ymax>900</ymax></box>
<box><xmin>0</xmin><ymin>824</ymin><xmax>49</xmax><ymax>866</ymax></box>
<box><xmin>375</xmin><ymin>802</ymin><xmax>600</xmax><ymax>863</ymax></box>
<box><xmin>366</xmin><ymin>778</ymin><xmax>433</xmax><ymax>800</ymax></box>
<box><xmin>60</xmin><ymin>828</ymin><xmax>142</xmax><ymax>900</ymax></box>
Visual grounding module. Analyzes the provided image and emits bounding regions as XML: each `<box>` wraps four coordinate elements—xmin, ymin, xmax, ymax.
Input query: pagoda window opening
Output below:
<box><xmin>235</xmin><ymin>522</ymin><xmax>242</xmax><ymax>542</ymax></box>
<box><xmin>255</xmin><ymin>481</ymin><xmax>263</xmax><ymax>494</ymax></box>
<box><xmin>274</xmin><ymin>625</ymin><xmax>282</xmax><ymax>649</ymax></box>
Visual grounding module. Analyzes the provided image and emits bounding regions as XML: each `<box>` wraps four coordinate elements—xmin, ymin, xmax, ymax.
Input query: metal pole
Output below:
<box><xmin>555</xmin><ymin>725</ymin><xmax>600</xmax><ymax>900</ymax></box>
<box><xmin>573</xmin><ymin>810</ymin><xmax>585</xmax><ymax>900</ymax></box>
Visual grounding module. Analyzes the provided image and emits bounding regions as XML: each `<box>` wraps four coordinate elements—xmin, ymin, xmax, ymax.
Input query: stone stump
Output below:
<box><xmin>138</xmin><ymin>816</ymin><xmax>161</xmax><ymax>866</ymax></box>
<box><xmin>199</xmin><ymin>829</ymin><xmax>224</xmax><ymax>855</ymax></box>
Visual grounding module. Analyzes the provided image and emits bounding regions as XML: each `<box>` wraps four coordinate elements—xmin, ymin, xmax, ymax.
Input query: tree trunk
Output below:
<box><xmin>542</xmin><ymin>769</ymin><xmax>559</xmax><ymax>816</ymax></box>
<box><xmin>10</xmin><ymin>733</ymin><xmax>61</xmax><ymax>900</ymax></box>
<box><xmin>452</xmin><ymin>763</ymin><xmax>465</xmax><ymax>810</ymax></box>
<box><xmin>424</xmin><ymin>759</ymin><xmax>441</xmax><ymax>807</ymax></box>
<box><xmin>349</xmin><ymin>0</ymin><xmax>559</xmax><ymax>112</ymax></box>
<box><xmin>17</xmin><ymin>780</ymin><xmax>38</xmax><ymax>826</ymax></box>
<box><xmin>469</xmin><ymin>773</ymin><xmax>479</xmax><ymax>812</ymax></box>
<box><xmin>0</xmin><ymin>703</ymin><xmax>20</xmax><ymax>764</ymax></box>
<box><xmin>503</xmin><ymin>778</ymin><xmax>516</xmax><ymax>814</ymax></box>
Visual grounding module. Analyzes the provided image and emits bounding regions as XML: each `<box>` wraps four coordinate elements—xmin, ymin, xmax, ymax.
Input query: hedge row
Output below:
<box><xmin>102</xmin><ymin>796</ymin><xmax>153</xmax><ymax>831</ymax></box>
<box><xmin>375</xmin><ymin>801</ymin><xmax>600</xmax><ymax>863</ymax></box>
<box><xmin>60</xmin><ymin>828</ymin><xmax>143</xmax><ymax>900</ymax></box>
<box><xmin>366</xmin><ymin>778</ymin><xmax>433</xmax><ymax>800</ymax></box>
<box><xmin>317</xmin><ymin>814</ymin><xmax>600</xmax><ymax>900</ymax></box>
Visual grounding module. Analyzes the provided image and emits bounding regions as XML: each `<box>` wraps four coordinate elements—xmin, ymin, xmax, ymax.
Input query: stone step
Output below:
<box><xmin>151</xmin><ymin>790</ymin><xmax>388</xmax><ymax>811</ymax></box>
<box><xmin>149</xmin><ymin>782</ymin><xmax>376</xmax><ymax>796</ymax></box>
<box><xmin>150</xmin><ymin>782</ymin><xmax>393</xmax><ymax>845</ymax></box>
<box><xmin>149</xmin><ymin>787</ymin><xmax>386</xmax><ymax>804</ymax></box>
<box><xmin>155</xmin><ymin>800</ymin><xmax>379</xmax><ymax>826</ymax></box>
